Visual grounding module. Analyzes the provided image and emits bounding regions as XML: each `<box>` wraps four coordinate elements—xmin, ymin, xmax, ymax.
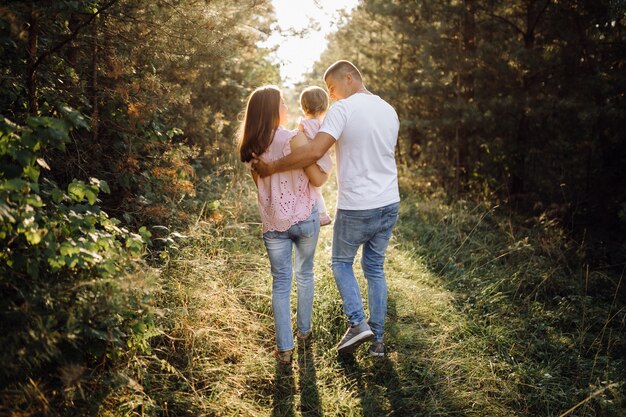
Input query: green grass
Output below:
<box><xmin>130</xmin><ymin>165</ymin><xmax>624</xmax><ymax>417</ymax></box>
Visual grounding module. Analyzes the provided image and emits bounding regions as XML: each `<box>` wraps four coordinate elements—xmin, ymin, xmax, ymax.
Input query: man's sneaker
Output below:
<box><xmin>369</xmin><ymin>341</ymin><xmax>385</xmax><ymax>357</ymax></box>
<box><xmin>337</xmin><ymin>321</ymin><xmax>374</xmax><ymax>354</ymax></box>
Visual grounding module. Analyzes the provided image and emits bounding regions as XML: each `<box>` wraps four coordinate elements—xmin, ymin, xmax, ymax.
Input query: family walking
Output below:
<box><xmin>238</xmin><ymin>60</ymin><xmax>400</xmax><ymax>365</ymax></box>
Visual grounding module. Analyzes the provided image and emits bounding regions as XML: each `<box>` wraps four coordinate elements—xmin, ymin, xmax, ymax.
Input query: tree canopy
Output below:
<box><xmin>306</xmin><ymin>0</ymin><xmax>625</xmax><ymax>263</ymax></box>
<box><xmin>0</xmin><ymin>0</ymin><xmax>278</xmax><ymax>412</ymax></box>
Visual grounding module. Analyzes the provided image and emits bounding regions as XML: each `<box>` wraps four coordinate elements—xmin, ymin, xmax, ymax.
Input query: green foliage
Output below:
<box><xmin>308</xmin><ymin>0</ymin><xmax>626</xmax><ymax>262</ymax></box>
<box><xmin>0</xmin><ymin>0</ymin><xmax>279</xmax><ymax>229</ymax></box>
<box><xmin>394</xmin><ymin>171</ymin><xmax>625</xmax><ymax>416</ymax></box>
<box><xmin>0</xmin><ymin>1</ymin><xmax>280</xmax><ymax>412</ymax></box>
<box><xmin>0</xmin><ymin>112</ymin><xmax>155</xmax><ymax>414</ymax></box>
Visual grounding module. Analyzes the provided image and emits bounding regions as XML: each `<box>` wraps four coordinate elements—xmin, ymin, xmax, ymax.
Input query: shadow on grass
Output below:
<box><xmin>297</xmin><ymin>339</ymin><xmax>323</xmax><ymax>417</ymax></box>
<box><xmin>337</xmin><ymin>352</ymin><xmax>411</xmax><ymax>417</ymax></box>
<box><xmin>333</xmin><ymin>294</ymin><xmax>471</xmax><ymax>417</ymax></box>
<box><xmin>272</xmin><ymin>361</ymin><xmax>295</xmax><ymax>417</ymax></box>
<box><xmin>272</xmin><ymin>339</ymin><xmax>323</xmax><ymax>417</ymax></box>
<box><xmin>393</xmin><ymin>201</ymin><xmax>626</xmax><ymax>416</ymax></box>
<box><xmin>331</xmin><ymin>296</ymin><xmax>415</xmax><ymax>416</ymax></box>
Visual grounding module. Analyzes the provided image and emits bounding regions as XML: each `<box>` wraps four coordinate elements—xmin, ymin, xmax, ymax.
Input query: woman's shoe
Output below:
<box><xmin>296</xmin><ymin>329</ymin><xmax>312</xmax><ymax>341</ymax></box>
<box><xmin>274</xmin><ymin>349</ymin><xmax>293</xmax><ymax>365</ymax></box>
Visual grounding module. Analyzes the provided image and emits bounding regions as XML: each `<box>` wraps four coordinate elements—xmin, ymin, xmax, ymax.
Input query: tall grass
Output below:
<box><xmin>392</xmin><ymin>166</ymin><xmax>625</xmax><ymax>416</ymax></box>
<box><xmin>131</xmin><ymin>164</ymin><xmax>624</xmax><ymax>416</ymax></box>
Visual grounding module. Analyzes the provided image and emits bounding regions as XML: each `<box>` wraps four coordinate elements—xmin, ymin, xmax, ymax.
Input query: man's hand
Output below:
<box><xmin>250</xmin><ymin>133</ymin><xmax>334</xmax><ymax>177</ymax></box>
<box><xmin>251</xmin><ymin>153</ymin><xmax>273</xmax><ymax>178</ymax></box>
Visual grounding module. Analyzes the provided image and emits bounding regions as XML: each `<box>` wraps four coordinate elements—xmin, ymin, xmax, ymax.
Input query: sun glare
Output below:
<box><xmin>263</xmin><ymin>0</ymin><xmax>359</xmax><ymax>86</ymax></box>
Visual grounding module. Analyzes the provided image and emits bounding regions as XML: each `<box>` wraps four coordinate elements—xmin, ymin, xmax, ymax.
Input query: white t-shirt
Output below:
<box><xmin>319</xmin><ymin>92</ymin><xmax>400</xmax><ymax>210</ymax></box>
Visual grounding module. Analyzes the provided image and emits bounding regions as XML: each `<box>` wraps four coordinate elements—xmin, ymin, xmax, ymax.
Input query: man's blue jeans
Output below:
<box><xmin>332</xmin><ymin>202</ymin><xmax>399</xmax><ymax>342</ymax></box>
<box><xmin>263</xmin><ymin>207</ymin><xmax>320</xmax><ymax>352</ymax></box>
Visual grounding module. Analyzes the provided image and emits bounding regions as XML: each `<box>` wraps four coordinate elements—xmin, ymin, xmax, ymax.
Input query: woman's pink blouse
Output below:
<box><xmin>256</xmin><ymin>127</ymin><xmax>319</xmax><ymax>233</ymax></box>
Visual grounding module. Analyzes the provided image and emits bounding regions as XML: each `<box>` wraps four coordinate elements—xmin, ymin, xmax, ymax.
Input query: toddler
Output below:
<box><xmin>298</xmin><ymin>86</ymin><xmax>333</xmax><ymax>226</ymax></box>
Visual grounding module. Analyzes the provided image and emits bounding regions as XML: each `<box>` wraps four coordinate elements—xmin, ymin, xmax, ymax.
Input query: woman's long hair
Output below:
<box><xmin>238</xmin><ymin>85</ymin><xmax>282</xmax><ymax>163</ymax></box>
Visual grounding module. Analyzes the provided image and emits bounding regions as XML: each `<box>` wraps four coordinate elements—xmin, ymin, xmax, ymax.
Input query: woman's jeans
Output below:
<box><xmin>263</xmin><ymin>207</ymin><xmax>320</xmax><ymax>352</ymax></box>
<box><xmin>331</xmin><ymin>202</ymin><xmax>399</xmax><ymax>342</ymax></box>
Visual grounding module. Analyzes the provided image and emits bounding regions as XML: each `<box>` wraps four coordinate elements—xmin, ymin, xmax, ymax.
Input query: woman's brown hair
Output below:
<box><xmin>238</xmin><ymin>85</ymin><xmax>282</xmax><ymax>163</ymax></box>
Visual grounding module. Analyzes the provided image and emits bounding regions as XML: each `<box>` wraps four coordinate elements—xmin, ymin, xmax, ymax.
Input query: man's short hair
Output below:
<box><xmin>323</xmin><ymin>60</ymin><xmax>363</xmax><ymax>82</ymax></box>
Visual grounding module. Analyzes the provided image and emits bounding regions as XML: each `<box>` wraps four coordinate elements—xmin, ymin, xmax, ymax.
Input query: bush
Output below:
<box><xmin>0</xmin><ymin>110</ymin><xmax>154</xmax><ymax>415</ymax></box>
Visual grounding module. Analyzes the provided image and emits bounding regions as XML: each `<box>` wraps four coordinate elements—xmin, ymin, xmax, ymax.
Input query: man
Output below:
<box><xmin>252</xmin><ymin>60</ymin><xmax>400</xmax><ymax>357</ymax></box>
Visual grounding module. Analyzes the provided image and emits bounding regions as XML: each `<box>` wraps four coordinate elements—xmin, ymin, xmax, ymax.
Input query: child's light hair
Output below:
<box><xmin>299</xmin><ymin>86</ymin><xmax>329</xmax><ymax>117</ymax></box>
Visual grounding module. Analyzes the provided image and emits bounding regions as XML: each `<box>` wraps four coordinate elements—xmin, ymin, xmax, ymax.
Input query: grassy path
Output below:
<box><xmin>150</xmin><ymin>167</ymin><xmax>624</xmax><ymax>417</ymax></box>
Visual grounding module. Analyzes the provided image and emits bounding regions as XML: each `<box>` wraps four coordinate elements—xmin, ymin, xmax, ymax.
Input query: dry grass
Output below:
<box><xmin>135</xmin><ymin>164</ymin><xmax>624</xmax><ymax>417</ymax></box>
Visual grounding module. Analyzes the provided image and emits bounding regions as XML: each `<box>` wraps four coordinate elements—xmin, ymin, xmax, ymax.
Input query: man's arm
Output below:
<box><xmin>290</xmin><ymin>131</ymin><xmax>329</xmax><ymax>187</ymax></box>
<box><xmin>252</xmin><ymin>131</ymin><xmax>335</xmax><ymax>177</ymax></box>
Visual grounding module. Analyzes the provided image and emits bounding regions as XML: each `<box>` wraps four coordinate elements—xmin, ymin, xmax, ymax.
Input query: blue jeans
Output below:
<box><xmin>263</xmin><ymin>207</ymin><xmax>320</xmax><ymax>352</ymax></box>
<box><xmin>332</xmin><ymin>202</ymin><xmax>399</xmax><ymax>342</ymax></box>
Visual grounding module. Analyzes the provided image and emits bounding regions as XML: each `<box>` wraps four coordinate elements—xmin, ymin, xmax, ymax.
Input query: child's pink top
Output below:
<box><xmin>299</xmin><ymin>117</ymin><xmax>333</xmax><ymax>173</ymax></box>
<box><xmin>256</xmin><ymin>127</ymin><xmax>319</xmax><ymax>233</ymax></box>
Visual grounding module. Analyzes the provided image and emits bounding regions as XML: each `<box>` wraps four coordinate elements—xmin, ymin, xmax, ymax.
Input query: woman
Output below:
<box><xmin>238</xmin><ymin>85</ymin><xmax>328</xmax><ymax>364</ymax></box>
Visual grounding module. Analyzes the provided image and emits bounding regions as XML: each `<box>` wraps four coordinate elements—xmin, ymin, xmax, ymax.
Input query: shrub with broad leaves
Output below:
<box><xmin>0</xmin><ymin>109</ymin><xmax>155</xmax><ymax>414</ymax></box>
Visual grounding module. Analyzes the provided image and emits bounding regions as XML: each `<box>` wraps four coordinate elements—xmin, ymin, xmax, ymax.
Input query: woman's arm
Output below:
<box><xmin>290</xmin><ymin>131</ymin><xmax>329</xmax><ymax>187</ymax></box>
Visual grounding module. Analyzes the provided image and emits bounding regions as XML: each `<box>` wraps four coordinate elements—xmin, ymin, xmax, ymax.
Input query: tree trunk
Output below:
<box><xmin>455</xmin><ymin>0</ymin><xmax>476</xmax><ymax>196</ymax></box>
<box><xmin>26</xmin><ymin>4</ymin><xmax>38</xmax><ymax>115</ymax></box>
<box><xmin>511</xmin><ymin>115</ymin><xmax>527</xmax><ymax>196</ymax></box>
<box><xmin>512</xmin><ymin>2</ymin><xmax>543</xmax><ymax>196</ymax></box>
<box><xmin>91</xmin><ymin>15</ymin><xmax>100</xmax><ymax>142</ymax></box>
<box><xmin>395</xmin><ymin>31</ymin><xmax>406</xmax><ymax>165</ymax></box>
<box><xmin>461</xmin><ymin>0</ymin><xmax>477</xmax><ymax>99</ymax></box>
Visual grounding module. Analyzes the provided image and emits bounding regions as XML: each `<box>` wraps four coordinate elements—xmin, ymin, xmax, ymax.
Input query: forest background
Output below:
<box><xmin>0</xmin><ymin>1</ymin><xmax>624</xmax><ymax>416</ymax></box>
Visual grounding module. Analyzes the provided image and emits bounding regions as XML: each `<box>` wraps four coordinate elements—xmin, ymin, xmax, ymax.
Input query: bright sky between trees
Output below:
<box><xmin>263</xmin><ymin>0</ymin><xmax>359</xmax><ymax>86</ymax></box>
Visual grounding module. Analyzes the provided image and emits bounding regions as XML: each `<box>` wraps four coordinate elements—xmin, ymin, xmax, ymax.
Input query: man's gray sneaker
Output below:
<box><xmin>337</xmin><ymin>321</ymin><xmax>374</xmax><ymax>354</ymax></box>
<box><xmin>369</xmin><ymin>341</ymin><xmax>385</xmax><ymax>357</ymax></box>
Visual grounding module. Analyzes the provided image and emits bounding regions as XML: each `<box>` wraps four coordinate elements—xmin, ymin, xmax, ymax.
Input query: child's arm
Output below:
<box><xmin>290</xmin><ymin>131</ymin><xmax>328</xmax><ymax>187</ymax></box>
